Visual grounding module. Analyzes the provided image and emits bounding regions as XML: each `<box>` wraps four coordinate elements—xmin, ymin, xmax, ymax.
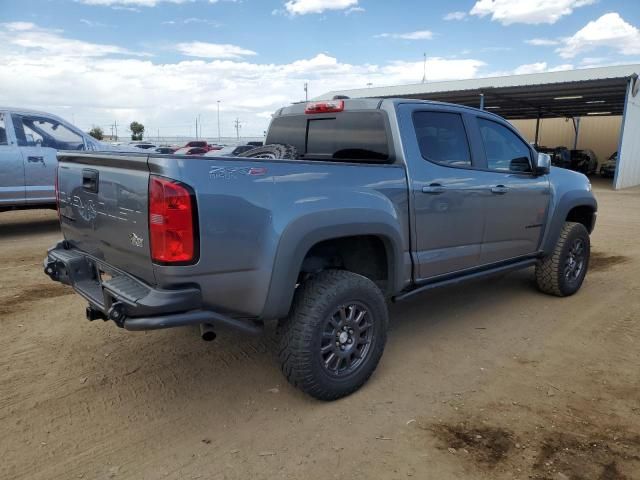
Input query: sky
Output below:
<box><xmin>0</xmin><ymin>0</ymin><xmax>639</xmax><ymax>139</ymax></box>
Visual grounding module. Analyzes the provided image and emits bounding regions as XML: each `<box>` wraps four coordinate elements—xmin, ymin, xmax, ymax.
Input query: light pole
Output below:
<box><xmin>217</xmin><ymin>100</ymin><xmax>221</xmax><ymax>142</ymax></box>
<box><xmin>234</xmin><ymin>118</ymin><xmax>241</xmax><ymax>141</ymax></box>
<box><xmin>421</xmin><ymin>52</ymin><xmax>427</xmax><ymax>84</ymax></box>
<box><xmin>304</xmin><ymin>82</ymin><xmax>308</xmax><ymax>102</ymax></box>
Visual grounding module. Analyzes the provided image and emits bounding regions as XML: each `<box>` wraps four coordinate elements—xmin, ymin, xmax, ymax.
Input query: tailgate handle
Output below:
<box><xmin>82</xmin><ymin>169</ymin><xmax>99</xmax><ymax>193</ymax></box>
<box><xmin>27</xmin><ymin>155</ymin><xmax>45</xmax><ymax>164</ymax></box>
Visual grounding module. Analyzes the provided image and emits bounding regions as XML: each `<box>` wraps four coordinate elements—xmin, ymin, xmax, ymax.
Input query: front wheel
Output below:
<box><xmin>278</xmin><ymin>270</ymin><xmax>388</xmax><ymax>401</ymax></box>
<box><xmin>535</xmin><ymin>221</ymin><xmax>590</xmax><ymax>297</ymax></box>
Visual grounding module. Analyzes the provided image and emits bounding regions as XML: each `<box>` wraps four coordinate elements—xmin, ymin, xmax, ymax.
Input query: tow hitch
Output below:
<box><xmin>86</xmin><ymin>306</ymin><xmax>107</xmax><ymax>322</ymax></box>
<box><xmin>44</xmin><ymin>260</ymin><xmax>62</xmax><ymax>282</ymax></box>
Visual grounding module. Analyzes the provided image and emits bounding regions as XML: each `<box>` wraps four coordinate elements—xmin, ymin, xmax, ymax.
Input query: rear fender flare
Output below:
<box><xmin>261</xmin><ymin>209</ymin><xmax>405</xmax><ymax>320</ymax></box>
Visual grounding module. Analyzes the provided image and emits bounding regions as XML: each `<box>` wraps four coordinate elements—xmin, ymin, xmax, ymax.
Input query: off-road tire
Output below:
<box><xmin>238</xmin><ymin>143</ymin><xmax>298</xmax><ymax>160</ymax></box>
<box><xmin>535</xmin><ymin>221</ymin><xmax>590</xmax><ymax>297</ymax></box>
<box><xmin>278</xmin><ymin>270</ymin><xmax>388</xmax><ymax>401</ymax></box>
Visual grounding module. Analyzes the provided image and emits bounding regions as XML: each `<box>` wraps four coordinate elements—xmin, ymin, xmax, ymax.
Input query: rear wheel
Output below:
<box><xmin>535</xmin><ymin>221</ymin><xmax>590</xmax><ymax>297</ymax></box>
<box><xmin>278</xmin><ymin>270</ymin><xmax>388</xmax><ymax>401</ymax></box>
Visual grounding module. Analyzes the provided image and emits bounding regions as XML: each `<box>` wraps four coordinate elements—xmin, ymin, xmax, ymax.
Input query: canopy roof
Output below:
<box><xmin>319</xmin><ymin>64</ymin><xmax>640</xmax><ymax>119</ymax></box>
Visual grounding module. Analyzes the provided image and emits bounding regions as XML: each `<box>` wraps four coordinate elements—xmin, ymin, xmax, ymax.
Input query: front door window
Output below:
<box><xmin>12</xmin><ymin>115</ymin><xmax>84</xmax><ymax>150</ymax></box>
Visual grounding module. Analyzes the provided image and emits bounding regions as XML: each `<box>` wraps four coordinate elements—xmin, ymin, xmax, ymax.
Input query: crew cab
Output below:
<box><xmin>0</xmin><ymin>107</ymin><xmax>106</xmax><ymax>212</ymax></box>
<box><xmin>44</xmin><ymin>98</ymin><xmax>597</xmax><ymax>400</ymax></box>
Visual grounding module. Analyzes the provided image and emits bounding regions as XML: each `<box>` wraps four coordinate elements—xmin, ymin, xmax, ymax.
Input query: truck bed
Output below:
<box><xmin>56</xmin><ymin>151</ymin><xmax>411</xmax><ymax>319</ymax></box>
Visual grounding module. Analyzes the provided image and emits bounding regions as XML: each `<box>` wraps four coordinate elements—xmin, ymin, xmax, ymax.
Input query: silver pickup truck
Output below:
<box><xmin>44</xmin><ymin>98</ymin><xmax>597</xmax><ymax>400</ymax></box>
<box><xmin>0</xmin><ymin>107</ymin><xmax>106</xmax><ymax>212</ymax></box>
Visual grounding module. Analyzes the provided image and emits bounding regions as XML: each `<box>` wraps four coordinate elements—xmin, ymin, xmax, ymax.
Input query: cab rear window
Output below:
<box><xmin>266</xmin><ymin>112</ymin><xmax>390</xmax><ymax>163</ymax></box>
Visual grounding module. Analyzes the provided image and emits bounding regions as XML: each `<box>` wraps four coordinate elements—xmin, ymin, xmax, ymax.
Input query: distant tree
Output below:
<box><xmin>130</xmin><ymin>121</ymin><xmax>145</xmax><ymax>141</ymax></box>
<box><xmin>89</xmin><ymin>126</ymin><xmax>104</xmax><ymax>140</ymax></box>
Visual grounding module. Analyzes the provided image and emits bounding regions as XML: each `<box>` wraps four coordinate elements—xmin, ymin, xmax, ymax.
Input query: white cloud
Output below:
<box><xmin>485</xmin><ymin>62</ymin><xmax>573</xmax><ymax>78</ymax></box>
<box><xmin>78</xmin><ymin>0</ymin><xmax>191</xmax><ymax>6</ymax></box>
<box><xmin>345</xmin><ymin>6</ymin><xmax>364</xmax><ymax>15</ymax></box>
<box><xmin>525</xmin><ymin>38</ymin><xmax>560</xmax><ymax>46</ymax></box>
<box><xmin>557</xmin><ymin>12</ymin><xmax>640</xmax><ymax>58</ymax></box>
<box><xmin>284</xmin><ymin>0</ymin><xmax>358</xmax><ymax>15</ymax></box>
<box><xmin>80</xmin><ymin>18</ymin><xmax>111</xmax><ymax>27</ymax></box>
<box><xmin>176</xmin><ymin>41</ymin><xmax>257</xmax><ymax>59</ymax></box>
<box><xmin>2</xmin><ymin>21</ymin><xmax>37</xmax><ymax>31</ymax></box>
<box><xmin>0</xmin><ymin>22</ymin><xmax>146</xmax><ymax>57</ymax></box>
<box><xmin>78</xmin><ymin>0</ymin><xmax>236</xmax><ymax>7</ymax></box>
<box><xmin>513</xmin><ymin>62</ymin><xmax>548</xmax><ymax>75</ymax></box>
<box><xmin>0</xmin><ymin>22</ymin><xmax>486</xmax><ymax>137</ymax></box>
<box><xmin>163</xmin><ymin>17</ymin><xmax>221</xmax><ymax>26</ymax></box>
<box><xmin>383</xmin><ymin>57</ymin><xmax>485</xmax><ymax>84</ymax></box>
<box><xmin>548</xmin><ymin>64</ymin><xmax>574</xmax><ymax>72</ymax></box>
<box><xmin>444</xmin><ymin>11</ymin><xmax>466</xmax><ymax>21</ymax></box>
<box><xmin>111</xmin><ymin>6</ymin><xmax>141</xmax><ymax>12</ymax></box>
<box><xmin>376</xmin><ymin>30</ymin><xmax>434</xmax><ymax>40</ymax></box>
<box><xmin>470</xmin><ymin>0</ymin><xmax>595</xmax><ymax>25</ymax></box>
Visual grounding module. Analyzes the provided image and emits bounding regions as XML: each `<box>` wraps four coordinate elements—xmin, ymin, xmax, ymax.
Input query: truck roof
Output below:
<box><xmin>275</xmin><ymin>97</ymin><xmax>504</xmax><ymax>121</ymax></box>
<box><xmin>0</xmin><ymin>106</ymin><xmax>70</xmax><ymax>122</ymax></box>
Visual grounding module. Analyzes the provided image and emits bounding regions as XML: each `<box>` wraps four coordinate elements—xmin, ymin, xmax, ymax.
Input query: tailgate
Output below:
<box><xmin>57</xmin><ymin>152</ymin><xmax>155</xmax><ymax>284</ymax></box>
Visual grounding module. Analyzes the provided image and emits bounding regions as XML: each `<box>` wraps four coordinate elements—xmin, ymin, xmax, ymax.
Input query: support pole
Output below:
<box><xmin>572</xmin><ymin>117</ymin><xmax>581</xmax><ymax>149</ymax></box>
<box><xmin>534</xmin><ymin>110</ymin><xmax>541</xmax><ymax>147</ymax></box>
<box><xmin>479</xmin><ymin>93</ymin><xmax>484</xmax><ymax>110</ymax></box>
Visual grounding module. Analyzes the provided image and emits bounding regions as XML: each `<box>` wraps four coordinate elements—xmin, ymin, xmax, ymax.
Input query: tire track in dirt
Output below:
<box><xmin>0</xmin><ymin>283</ymin><xmax>73</xmax><ymax>316</ymax></box>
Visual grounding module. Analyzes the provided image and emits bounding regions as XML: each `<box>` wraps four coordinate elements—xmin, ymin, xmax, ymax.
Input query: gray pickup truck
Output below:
<box><xmin>0</xmin><ymin>107</ymin><xmax>109</xmax><ymax>212</ymax></box>
<box><xmin>44</xmin><ymin>98</ymin><xmax>597</xmax><ymax>400</ymax></box>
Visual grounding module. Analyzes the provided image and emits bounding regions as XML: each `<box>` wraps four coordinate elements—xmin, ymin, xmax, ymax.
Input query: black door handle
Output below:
<box><xmin>27</xmin><ymin>156</ymin><xmax>44</xmax><ymax>164</ymax></box>
<box><xmin>422</xmin><ymin>183</ymin><xmax>446</xmax><ymax>194</ymax></box>
<box><xmin>490</xmin><ymin>185</ymin><xmax>509</xmax><ymax>194</ymax></box>
<box><xmin>82</xmin><ymin>169</ymin><xmax>99</xmax><ymax>193</ymax></box>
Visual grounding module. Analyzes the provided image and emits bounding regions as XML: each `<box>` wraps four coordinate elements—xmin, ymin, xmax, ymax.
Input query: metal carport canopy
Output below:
<box><xmin>318</xmin><ymin>64</ymin><xmax>639</xmax><ymax>120</ymax></box>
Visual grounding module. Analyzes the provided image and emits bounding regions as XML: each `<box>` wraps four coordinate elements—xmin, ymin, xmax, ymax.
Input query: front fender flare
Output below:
<box><xmin>540</xmin><ymin>190</ymin><xmax>597</xmax><ymax>256</ymax></box>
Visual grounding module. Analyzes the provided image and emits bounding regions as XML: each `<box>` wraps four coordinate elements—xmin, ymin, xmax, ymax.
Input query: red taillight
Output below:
<box><xmin>149</xmin><ymin>175</ymin><xmax>198</xmax><ymax>264</ymax></box>
<box><xmin>305</xmin><ymin>100</ymin><xmax>344</xmax><ymax>114</ymax></box>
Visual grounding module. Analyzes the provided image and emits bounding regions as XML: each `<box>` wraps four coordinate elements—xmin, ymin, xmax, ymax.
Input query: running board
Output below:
<box><xmin>393</xmin><ymin>258</ymin><xmax>538</xmax><ymax>302</ymax></box>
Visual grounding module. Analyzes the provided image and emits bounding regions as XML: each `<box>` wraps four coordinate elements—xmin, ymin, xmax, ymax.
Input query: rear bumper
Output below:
<box><xmin>44</xmin><ymin>242</ymin><xmax>261</xmax><ymax>334</ymax></box>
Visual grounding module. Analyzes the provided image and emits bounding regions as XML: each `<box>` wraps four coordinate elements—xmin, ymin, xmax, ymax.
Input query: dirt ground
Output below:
<box><xmin>1</xmin><ymin>178</ymin><xmax>639</xmax><ymax>480</ymax></box>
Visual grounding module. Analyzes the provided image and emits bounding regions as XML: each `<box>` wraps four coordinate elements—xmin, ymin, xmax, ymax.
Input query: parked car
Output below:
<box><xmin>174</xmin><ymin>146</ymin><xmax>208</xmax><ymax>155</ymax></box>
<box><xmin>538</xmin><ymin>146</ymin><xmax>571</xmax><ymax>169</ymax></box>
<box><xmin>45</xmin><ymin>98</ymin><xmax>597</xmax><ymax>400</ymax></box>
<box><xmin>599</xmin><ymin>151</ymin><xmax>617</xmax><ymax>178</ymax></box>
<box><xmin>204</xmin><ymin>145</ymin><xmax>256</xmax><ymax>157</ymax></box>
<box><xmin>0</xmin><ymin>106</ymin><xmax>116</xmax><ymax>212</ymax></box>
<box><xmin>570</xmin><ymin>149</ymin><xmax>598</xmax><ymax>175</ymax></box>
<box><xmin>246</xmin><ymin>141</ymin><xmax>264</xmax><ymax>147</ymax></box>
<box><xmin>130</xmin><ymin>142</ymin><xmax>157</xmax><ymax>150</ymax></box>
<box><xmin>181</xmin><ymin>140</ymin><xmax>214</xmax><ymax>151</ymax></box>
<box><xmin>154</xmin><ymin>146</ymin><xmax>177</xmax><ymax>154</ymax></box>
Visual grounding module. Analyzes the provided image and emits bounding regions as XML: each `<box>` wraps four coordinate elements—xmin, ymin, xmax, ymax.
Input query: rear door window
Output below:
<box><xmin>412</xmin><ymin>111</ymin><xmax>471</xmax><ymax>167</ymax></box>
<box><xmin>266</xmin><ymin>112</ymin><xmax>390</xmax><ymax>162</ymax></box>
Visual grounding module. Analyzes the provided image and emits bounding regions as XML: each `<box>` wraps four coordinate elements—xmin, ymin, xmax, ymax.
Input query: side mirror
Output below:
<box><xmin>535</xmin><ymin>152</ymin><xmax>551</xmax><ymax>175</ymax></box>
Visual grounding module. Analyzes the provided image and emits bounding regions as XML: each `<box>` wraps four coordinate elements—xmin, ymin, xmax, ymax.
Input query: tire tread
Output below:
<box><xmin>278</xmin><ymin>270</ymin><xmax>387</xmax><ymax>400</ymax></box>
<box><xmin>535</xmin><ymin>221</ymin><xmax>589</xmax><ymax>297</ymax></box>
